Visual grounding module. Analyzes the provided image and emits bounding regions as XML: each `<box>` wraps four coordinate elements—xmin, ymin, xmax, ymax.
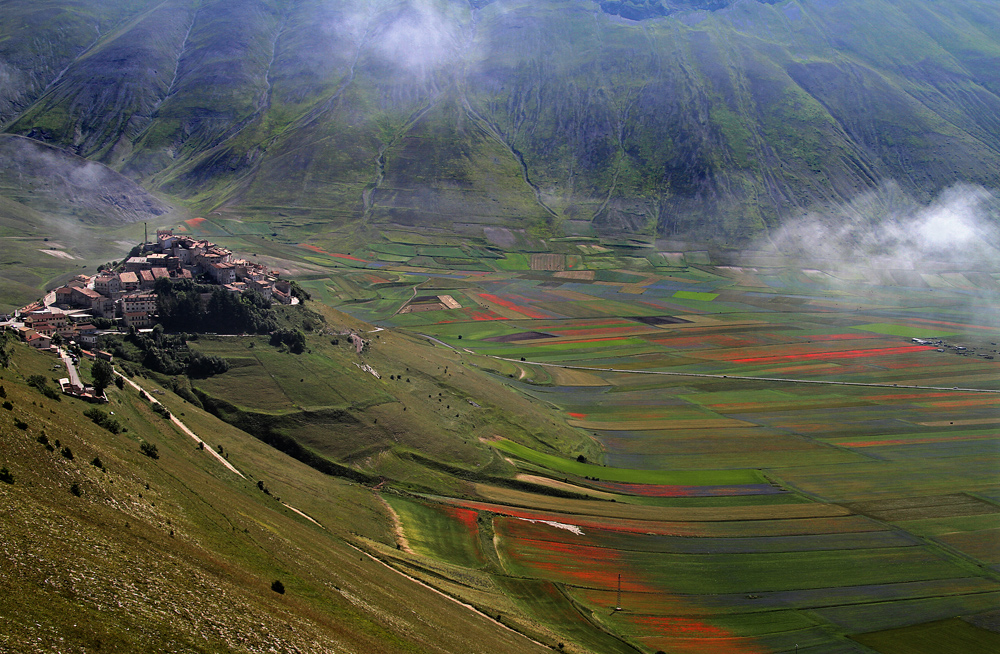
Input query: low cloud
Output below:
<box><xmin>757</xmin><ymin>182</ymin><xmax>1000</xmax><ymax>270</ymax></box>
<box><xmin>372</xmin><ymin>0</ymin><xmax>470</xmax><ymax>77</ymax></box>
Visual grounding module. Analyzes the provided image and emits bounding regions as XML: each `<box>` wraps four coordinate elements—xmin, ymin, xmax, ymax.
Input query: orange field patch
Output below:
<box><xmin>478</xmin><ymin>293</ymin><xmax>548</xmax><ymax>319</ymax></box>
<box><xmin>728</xmin><ymin>345</ymin><xmax>936</xmax><ymax>364</ymax></box>
<box><xmin>836</xmin><ymin>433</ymin><xmax>999</xmax><ymax>448</ymax></box>
<box><xmin>298</xmin><ymin>243</ymin><xmax>367</xmax><ymax>262</ymax></box>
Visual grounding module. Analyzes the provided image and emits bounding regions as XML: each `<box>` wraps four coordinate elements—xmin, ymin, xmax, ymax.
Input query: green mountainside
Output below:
<box><xmin>2</xmin><ymin>0</ymin><xmax>999</xmax><ymax>241</ymax></box>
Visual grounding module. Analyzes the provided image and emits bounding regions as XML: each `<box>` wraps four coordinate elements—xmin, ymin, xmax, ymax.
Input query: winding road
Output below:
<box><xmin>114</xmin><ymin>372</ymin><xmax>330</xmax><ymax>528</ymax></box>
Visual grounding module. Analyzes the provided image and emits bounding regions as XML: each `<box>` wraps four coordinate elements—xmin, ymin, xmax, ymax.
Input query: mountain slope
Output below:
<box><xmin>3</xmin><ymin>0</ymin><xmax>1000</xmax><ymax>240</ymax></box>
<box><xmin>0</xmin><ymin>343</ymin><xmax>551</xmax><ymax>653</ymax></box>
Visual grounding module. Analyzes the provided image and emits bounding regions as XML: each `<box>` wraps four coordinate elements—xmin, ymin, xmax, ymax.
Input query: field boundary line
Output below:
<box><xmin>491</xmin><ymin>357</ymin><xmax>1000</xmax><ymax>393</ymax></box>
<box><xmin>344</xmin><ymin>541</ymin><xmax>553</xmax><ymax>651</ymax></box>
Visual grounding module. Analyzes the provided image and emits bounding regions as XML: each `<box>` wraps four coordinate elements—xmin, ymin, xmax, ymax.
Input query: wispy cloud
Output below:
<box><xmin>757</xmin><ymin>182</ymin><xmax>1000</xmax><ymax>269</ymax></box>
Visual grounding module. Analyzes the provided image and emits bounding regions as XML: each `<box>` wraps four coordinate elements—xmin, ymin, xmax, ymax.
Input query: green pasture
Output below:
<box><xmin>494</xmin><ymin>253</ymin><xmax>531</xmax><ymax>270</ymax></box>
<box><xmin>408</xmin><ymin>320</ymin><xmax>521</xmax><ymax>341</ymax></box>
<box><xmin>490</xmin><ymin>439</ymin><xmax>765</xmax><ymax>485</ymax></box>
<box><xmin>896</xmin><ymin>514</ymin><xmax>1000</xmax><ymax>538</ymax></box>
<box><xmin>598</xmin><ymin>445</ymin><xmax>872</xmax><ymax>473</ymax></box>
<box><xmin>369</xmin><ymin>243</ymin><xmax>417</xmax><ymax>257</ymax></box>
<box><xmin>852</xmin><ymin>323</ymin><xmax>960</xmax><ymax>338</ymax></box>
<box><xmin>820</xmin><ymin>592</ymin><xmax>1000</xmax><ymax>634</ymax></box>
<box><xmin>327</xmin><ymin>275</ymin><xmax>379</xmax><ymax>301</ymax></box>
<box><xmin>468</xmin><ymin>339</ymin><xmax>663</xmax><ymax>362</ymax></box>
<box><xmin>593</xmin><ymin>270</ymin><xmax>645</xmax><ymax>283</ymax></box>
<box><xmin>609</xmin><ymin>607</ymin><xmax>818</xmax><ymax>639</ymax></box>
<box><xmin>493</xmin><ymin>578</ymin><xmax>638</xmax><ymax>654</ymax></box>
<box><xmin>851</xmin><ymin>618</ymin><xmax>1000</xmax><ymax>654</ymax></box>
<box><xmin>385</xmin><ymin>496</ymin><xmax>484</xmax><ymax>568</ymax></box>
<box><xmin>509</xmin><ymin>521</ymin><xmax>915</xmax><ymax>556</ymax></box>
<box><xmin>587</xmin><ymin>491</ymin><xmax>811</xmax><ymax>509</ymax></box>
<box><xmin>190</xmin><ymin>338</ymin><xmax>393</xmax><ymax>412</ymax></box>
<box><xmin>673</xmin><ymin>290</ymin><xmax>719</xmax><ymax>301</ymax></box>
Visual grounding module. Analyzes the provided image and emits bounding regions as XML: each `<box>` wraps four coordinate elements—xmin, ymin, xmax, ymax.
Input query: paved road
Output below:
<box><xmin>419</xmin><ymin>333</ymin><xmax>457</xmax><ymax>350</ymax></box>
<box><xmin>58</xmin><ymin>348</ymin><xmax>82</xmax><ymax>388</ymax></box>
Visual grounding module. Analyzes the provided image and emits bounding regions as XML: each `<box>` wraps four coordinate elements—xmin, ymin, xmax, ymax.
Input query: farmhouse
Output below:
<box><xmin>119</xmin><ymin>271</ymin><xmax>140</xmax><ymax>292</ymax></box>
<box><xmin>94</xmin><ymin>274</ymin><xmax>120</xmax><ymax>296</ymax></box>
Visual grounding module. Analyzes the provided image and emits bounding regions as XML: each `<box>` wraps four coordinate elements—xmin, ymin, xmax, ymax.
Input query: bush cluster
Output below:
<box><xmin>139</xmin><ymin>442</ymin><xmax>159</xmax><ymax>459</ymax></box>
<box><xmin>156</xmin><ymin>278</ymin><xmax>277</xmax><ymax>334</ymax></box>
<box><xmin>83</xmin><ymin>408</ymin><xmax>122</xmax><ymax>434</ymax></box>
<box><xmin>102</xmin><ymin>328</ymin><xmax>229</xmax><ymax>379</ymax></box>
<box><xmin>26</xmin><ymin>375</ymin><xmax>61</xmax><ymax>401</ymax></box>
<box><xmin>269</xmin><ymin>328</ymin><xmax>306</xmax><ymax>354</ymax></box>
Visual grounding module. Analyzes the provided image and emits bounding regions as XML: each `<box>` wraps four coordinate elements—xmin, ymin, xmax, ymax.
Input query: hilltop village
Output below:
<box><xmin>12</xmin><ymin>229</ymin><xmax>295</xmax><ymax>350</ymax></box>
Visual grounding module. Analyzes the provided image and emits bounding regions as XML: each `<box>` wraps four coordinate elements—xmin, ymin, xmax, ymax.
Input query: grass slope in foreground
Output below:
<box><xmin>0</xmin><ymin>344</ymin><xmax>550</xmax><ymax>654</ymax></box>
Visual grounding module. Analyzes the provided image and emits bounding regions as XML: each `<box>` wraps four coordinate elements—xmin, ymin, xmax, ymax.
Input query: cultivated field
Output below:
<box><xmin>318</xmin><ymin>245</ymin><xmax>1000</xmax><ymax>653</ymax></box>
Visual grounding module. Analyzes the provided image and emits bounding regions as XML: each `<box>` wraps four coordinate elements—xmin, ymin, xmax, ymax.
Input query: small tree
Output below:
<box><xmin>0</xmin><ymin>467</ymin><xmax>13</xmax><ymax>484</ymax></box>
<box><xmin>92</xmin><ymin>359</ymin><xmax>115</xmax><ymax>396</ymax></box>
<box><xmin>271</xmin><ymin>580</ymin><xmax>285</xmax><ymax>594</ymax></box>
<box><xmin>139</xmin><ymin>442</ymin><xmax>159</xmax><ymax>459</ymax></box>
<box><xmin>70</xmin><ymin>482</ymin><xmax>81</xmax><ymax>497</ymax></box>
<box><xmin>0</xmin><ymin>331</ymin><xmax>11</xmax><ymax>369</ymax></box>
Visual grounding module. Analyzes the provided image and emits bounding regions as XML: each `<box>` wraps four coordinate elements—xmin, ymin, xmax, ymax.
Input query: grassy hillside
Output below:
<box><xmin>0</xmin><ymin>342</ymin><xmax>555</xmax><ymax>653</ymax></box>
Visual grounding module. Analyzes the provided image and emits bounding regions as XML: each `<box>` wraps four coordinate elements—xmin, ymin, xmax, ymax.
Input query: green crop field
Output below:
<box><xmin>852</xmin><ymin>618</ymin><xmax>1000</xmax><ymax>654</ymax></box>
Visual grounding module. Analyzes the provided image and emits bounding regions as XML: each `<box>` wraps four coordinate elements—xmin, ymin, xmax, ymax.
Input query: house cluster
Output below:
<box><xmin>20</xmin><ymin>229</ymin><xmax>294</xmax><ymax>335</ymax></box>
<box><xmin>150</xmin><ymin>230</ymin><xmax>293</xmax><ymax>300</ymax></box>
<box><xmin>15</xmin><ymin>288</ymin><xmax>103</xmax><ymax>351</ymax></box>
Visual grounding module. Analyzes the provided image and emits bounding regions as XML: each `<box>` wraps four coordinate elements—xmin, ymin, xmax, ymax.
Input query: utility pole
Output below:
<box><xmin>615</xmin><ymin>573</ymin><xmax>622</xmax><ymax>611</ymax></box>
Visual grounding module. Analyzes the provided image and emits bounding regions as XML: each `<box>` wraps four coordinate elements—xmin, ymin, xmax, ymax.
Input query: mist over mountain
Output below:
<box><xmin>2</xmin><ymin>0</ymin><xmax>1000</xmax><ymax>241</ymax></box>
<box><xmin>0</xmin><ymin>135</ymin><xmax>170</xmax><ymax>225</ymax></box>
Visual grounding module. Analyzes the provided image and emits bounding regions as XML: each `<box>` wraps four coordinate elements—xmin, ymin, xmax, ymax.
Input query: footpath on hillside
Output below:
<box><xmin>113</xmin><ymin>371</ymin><xmax>324</xmax><ymax>528</ymax></box>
